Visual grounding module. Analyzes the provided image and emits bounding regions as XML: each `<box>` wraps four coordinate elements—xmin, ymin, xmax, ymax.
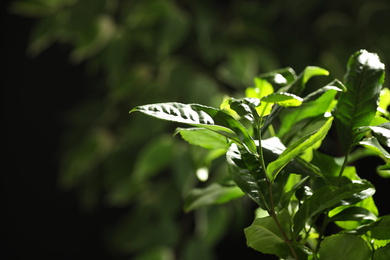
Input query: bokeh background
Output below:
<box><xmin>2</xmin><ymin>0</ymin><xmax>390</xmax><ymax>259</ymax></box>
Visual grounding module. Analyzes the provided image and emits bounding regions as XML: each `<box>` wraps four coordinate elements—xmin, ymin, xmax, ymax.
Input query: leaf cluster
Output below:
<box><xmin>131</xmin><ymin>50</ymin><xmax>390</xmax><ymax>259</ymax></box>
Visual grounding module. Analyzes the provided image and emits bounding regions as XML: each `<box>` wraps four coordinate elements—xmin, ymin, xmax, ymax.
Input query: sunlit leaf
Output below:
<box><xmin>267</xmin><ymin>117</ymin><xmax>333</xmax><ymax>181</ymax></box>
<box><xmin>334</xmin><ymin>49</ymin><xmax>385</xmax><ymax>153</ymax></box>
<box><xmin>174</xmin><ymin>127</ymin><xmax>228</xmax><ymax>150</ymax></box>
<box><xmin>369</xmin><ymin>122</ymin><xmax>390</xmax><ymax>147</ymax></box>
<box><xmin>130</xmin><ymin>102</ymin><xmax>256</xmax><ymax>153</ymax></box>
<box><xmin>359</xmin><ymin>137</ymin><xmax>390</xmax><ymax>159</ymax></box>
<box><xmin>261</xmin><ymin>92</ymin><xmax>303</xmax><ymax>108</ymax></box>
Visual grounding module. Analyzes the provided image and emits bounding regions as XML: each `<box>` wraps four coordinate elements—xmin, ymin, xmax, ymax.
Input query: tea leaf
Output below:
<box><xmin>293</xmin><ymin>180</ymin><xmax>374</xmax><ymax>237</ymax></box>
<box><xmin>245</xmin><ymin>210</ymin><xmax>292</xmax><ymax>258</ymax></box>
<box><xmin>130</xmin><ymin>102</ymin><xmax>256</xmax><ymax>153</ymax></box>
<box><xmin>183</xmin><ymin>183</ymin><xmax>244</xmax><ymax>212</ymax></box>
<box><xmin>334</xmin><ymin>50</ymin><xmax>385</xmax><ymax>153</ymax></box>
<box><xmin>318</xmin><ymin>234</ymin><xmax>371</xmax><ymax>260</ymax></box>
<box><xmin>267</xmin><ymin>117</ymin><xmax>333</xmax><ymax>181</ymax></box>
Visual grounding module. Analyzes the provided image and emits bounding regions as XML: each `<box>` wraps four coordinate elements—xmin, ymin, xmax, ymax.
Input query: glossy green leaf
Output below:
<box><xmin>244</xmin><ymin>210</ymin><xmax>292</xmax><ymax>258</ymax></box>
<box><xmin>369</xmin><ymin>122</ymin><xmax>390</xmax><ymax>147</ymax></box>
<box><xmin>130</xmin><ymin>102</ymin><xmax>256</xmax><ymax>153</ymax></box>
<box><xmin>359</xmin><ymin>137</ymin><xmax>390</xmax><ymax>159</ymax></box>
<box><xmin>377</xmin><ymin>87</ymin><xmax>390</xmax><ymax>118</ymax></box>
<box><xmin>257</xmin><ymin>67</ymin><xmax>297</xmax><ymax>90</ymax></box>
<box><xmin>174</xmin><ymin>127</ymin><xmax>228</xmax><ymax>150</ymax></box>
<box><xmin>261</xmin><ymin>92</ymin><xmax>303</xmax><ymax>107</ymax></box>
<box><xmin>293</xmin><ymin>180</ymin><xmax>374</xmax><ymax>237</ymax></box>
<box><xmin>226</xmin><ymin>143</ymin><xmax>268</xmax><ymax>209</ymax></box>
<box><xmin>261</xmin><ymin>138</ymin><xmax>326</xmax><ymax>182</ymax></box>
<box><xmin>328</xmin><ymin>206</ymin><xmax>377</xmax><ymax>223</ymax></box>
<box><xmin>183</xmin><ymin>183</ymin><xmax>244</xmax><ymax>212</ymax></box>
<box><xmin>228</xmin><ymin>97</ymin><xmax>261</xmax><ymax>127</ymax></box>
<box><xmin>334</xmin><ymin>49</ymin><xmax>385</xmax><ymax>153</ymax></box>
<box><xmin>318</xmin><ymin>234</ymin><xmax>371</xmax><ymax>260</ymax></box>
<box><xmin>267</xmin><ymin>117</ymin><xmax>333</xmax><ymax>181</ymax></box>
<box><xmin>373</xmin><ymin>243</ymin><xmax>390</xmax><ymax>260</ymax></box>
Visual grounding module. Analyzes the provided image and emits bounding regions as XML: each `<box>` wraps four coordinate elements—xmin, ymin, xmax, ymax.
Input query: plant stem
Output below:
<box><xmin>257</xmin><ymin>119</ymin><xmax>298</xmax><ymax>259</ymax></box>
<box><xmin>268</xmin><ymin>184</ymin><xmax>299</xmax><ymax>260</ymax></box>
<box><xmin>336</xmin><ymin>149</ymin><xmax>350</xmax><ymax>187</ymax></box>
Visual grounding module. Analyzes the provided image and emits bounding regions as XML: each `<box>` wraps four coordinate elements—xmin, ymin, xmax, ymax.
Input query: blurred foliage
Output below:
<box><xmin>10</xmin><ymin>0</ymin><xmax>390</xmax><ymax>258</ymax></box>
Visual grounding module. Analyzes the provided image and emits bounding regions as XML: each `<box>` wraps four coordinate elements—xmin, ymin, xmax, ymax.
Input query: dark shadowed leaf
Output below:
<box><xmin>245</xmin><ymin>210</ymin><xmax>292</xmax><ymax>258</ymax></box>
<box><xmin>293</xmin><ymin>180</ymin><xmax>375</xmax><ymax>237</ymax></box>
<box><xmin>318</xmin><ymin>234</ymin><xmax>371</xmax><ymax>260</ymax></box>
<box><xmin>183</xmin><ymin>183</ymin><xmax>244</xmax><ymax>212</ymax></box>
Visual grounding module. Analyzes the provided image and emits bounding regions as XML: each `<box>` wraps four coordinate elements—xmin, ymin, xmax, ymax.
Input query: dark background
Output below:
<box><xmin>2</xmin><ymin>1</ymin><xmax>390</xmax><ymax>259</ymax></box>
<box><xmin>2</xmin><ymin>4</ymin><xmax>113</xmax><ymax>259</ymax></box>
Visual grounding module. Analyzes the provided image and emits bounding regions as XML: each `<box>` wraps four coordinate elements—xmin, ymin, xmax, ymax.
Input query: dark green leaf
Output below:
<box><xmin>334</xmin><ymin>49</ymin><xmax>385</xmax><ymax>153</ymax></box>
<box><xmin>183</xmin><ymin>183</ymin><xmax>244</xmax><ymax>212</ymax></box>
<box><xmin>293</xmin><ymin>180</ymin><xmax>374</xmax><ymax>237</ymax></box>
<box><xmin>373</xmin><ymin>243</ymin><xmax>390</xmax><ymax>260</ymax></box>
<box><xmin>328</xmin><ymin>206</ymin><xmax>377</xmax><ymax>223</ymax></box>
<box><xmin>130</xmin><ymin>102</ymin><xmax>256</xmax><ymax>153</ymax></box>
<box><xmin>226</xmin><ymin>143</ymin><xmax>269</xmax><ymax>210</ymax></box>
<box><xmin>371</xmin><ymin>215</ymin><xmax>390</xmax><ymax>240</ymax></box>
<box><xmin>245</xmin><ymin>210</ymin><xmax>292</xmax><ymax>258</ymax></box>
<box><xmin>318</xmin><ymin>234</ymin><xmax>371</xmax><ymax>260</ymax></box>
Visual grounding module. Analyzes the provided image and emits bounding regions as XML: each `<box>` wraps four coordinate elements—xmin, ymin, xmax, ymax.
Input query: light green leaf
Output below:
<box><xmin>334</xmin><ymin>49</ymin><xmax>385</xmax><ymax>153</ymax></box>
<box><xmin>318</xmin><ymin>234</ymin><xmax>371</xmax><ymax>260</ymax></box>
<box><xmin>293</xmin><ymin>180</ymin><xmax>375</xmax><ymax>237</ymax></box>
<box><xmin>130</xmin><ymin>102</ymin><xmax>256</xmax><ymax>153</ymax></box>
<box><xmin>245</xmin><ymin>77</ymin><xmax>274</xmax><ymax>116</ymax></box>
<box><xmin>278</xmin><ymin>66</ymin><xmax>329</xmax><ymax>95</ymax></box>
<box><xmin>244</xmin><ymin>210</ymin><xmax>292</xmax><ymax>258</ymax></box>
<box><xmin>183</xmin><ymin>183</ymin><xmax>244</xmax><ymax>212</ymax></box>
<box><xmin>278</xmin><ymin>89</ymin><xmax>338</xmax><ymax>139</ymax></box>
<box><xmin>174</xmin><ymin>127</ymin><xmax>228</xmax><ymax>150</ymax></box>
<box><xmin>377</xmin><ymin>163</ymin><xmax>390</xmax><ymax>178</ymax></box>
<box><xmin>261</xmin><ymin>92</ymin><xmax>303</xmax><ymax>107</ymax></box>
<box><xmin>267</xmin><ymin>117</ymin><xmax>333</xmax><ymax>181</ymax></box>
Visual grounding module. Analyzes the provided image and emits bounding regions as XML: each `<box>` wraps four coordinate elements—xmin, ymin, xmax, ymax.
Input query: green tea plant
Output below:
<box><xmin>130</xmin><ymin>50</ymin><xmax>390</xmax><ymax>259</ymax></box>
